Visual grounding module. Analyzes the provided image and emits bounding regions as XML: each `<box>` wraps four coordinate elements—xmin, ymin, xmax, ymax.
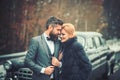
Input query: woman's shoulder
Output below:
<box><xmin>72</xmin><ymin>40</ymin><xmax>84</xmax><ymax>51</ymax></box>
<box><xmin>73</xmin><ymin>41</ymin><xmax>83</xmax><ymax>47</ymax></box>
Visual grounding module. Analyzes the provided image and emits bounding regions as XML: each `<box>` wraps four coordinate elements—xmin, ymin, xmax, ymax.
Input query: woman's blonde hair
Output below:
<box><xmin>62</xmin><ymin>23</ymin><xmax>76</xmax><ymax>38</ymax></box>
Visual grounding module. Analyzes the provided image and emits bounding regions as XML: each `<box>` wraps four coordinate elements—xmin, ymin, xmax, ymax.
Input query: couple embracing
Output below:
<box><xmin>24</xmin><ymin>16</ymin><xmax>92</xmax><ymax>80</ymax></box>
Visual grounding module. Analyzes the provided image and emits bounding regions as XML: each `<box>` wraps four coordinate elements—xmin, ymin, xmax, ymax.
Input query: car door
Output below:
<box><xmin>77</xmin><ymin>36</ymin><xmax>101</xmax><ymax>70</ymax></box>
<box><xmin>93</xmin><ymin>36</ymin><xmax>109</xmax><ymax>78</ymax></box>
<box><xmin>83</xmin><ymin>36</ymin><xmax>102</xmax><ymax>80</ymax></box>
<box><xmin>85</xmin><ymin>37</ymin><xmax>101</xmax><ymax>70</ymax></box>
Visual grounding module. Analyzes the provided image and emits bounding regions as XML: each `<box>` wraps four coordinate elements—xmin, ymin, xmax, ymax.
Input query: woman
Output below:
<box><xmin>59</xmin><ymin>23</ymin><xmax>92</xmax><ymax>80</ymax></box>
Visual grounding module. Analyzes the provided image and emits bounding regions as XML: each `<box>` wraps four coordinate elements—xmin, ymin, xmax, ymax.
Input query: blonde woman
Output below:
<box><xmin>52</xmin><ymin>23</ymin><xmax>92</xmax><ymax>80</ymax></box>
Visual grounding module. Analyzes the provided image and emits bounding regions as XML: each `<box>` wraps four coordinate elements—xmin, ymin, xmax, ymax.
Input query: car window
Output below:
<box><xmin>100</xmin><ymin>37</ymin><xmax>106</xmax><ymax>46</ymax></box>
<box><xmin>86</xmin><ymin>38</ymin><xmax>94</xmax><ymax>49</ymax></box>
<box><xmin>94</xmin><ymin>37</ymin><xmax>101</xmax><ymax>48</ymax></box>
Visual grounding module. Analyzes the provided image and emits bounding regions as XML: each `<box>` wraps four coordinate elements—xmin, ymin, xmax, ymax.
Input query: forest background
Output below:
<box><xmin>0</xmin><ymin>0</ymin><xmax>120</xmax><ymax>54</ymax></box>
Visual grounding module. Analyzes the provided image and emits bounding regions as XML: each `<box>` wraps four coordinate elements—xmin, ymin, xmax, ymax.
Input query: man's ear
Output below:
<box><xmin>48</xmin><ymin>25</ymin><xmax>53</xmax><ymax>30</ymax></box>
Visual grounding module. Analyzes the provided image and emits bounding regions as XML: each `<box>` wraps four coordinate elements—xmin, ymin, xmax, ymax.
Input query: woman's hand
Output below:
<box><xmin>52</xmin><ymin>57</ymin><xmax>60</xmax><ymax>67</ymax></box>
<box><xmin>58</xmin><ymin>51</ymin><xmax>63</xmax><ymax>61</ymax></box>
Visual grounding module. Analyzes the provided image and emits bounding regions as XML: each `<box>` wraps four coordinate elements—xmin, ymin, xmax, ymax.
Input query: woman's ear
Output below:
<box><xmin>69</xmin><ymin>34</ymin><xmax>74</xmax><ymax>38</ymax></box>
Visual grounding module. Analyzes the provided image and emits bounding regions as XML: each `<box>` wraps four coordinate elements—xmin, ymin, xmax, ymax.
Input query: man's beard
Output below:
<box><xmin>49</xmin><ymin>32</ymin><xmax>58</xmax><ymax>41</ymax></box>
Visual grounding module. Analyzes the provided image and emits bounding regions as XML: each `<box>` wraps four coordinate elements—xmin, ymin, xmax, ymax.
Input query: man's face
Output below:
<box><xmin>49</xmin><ymin>24</ymin><xmax>62</xmax><ymax>40</ymax></box>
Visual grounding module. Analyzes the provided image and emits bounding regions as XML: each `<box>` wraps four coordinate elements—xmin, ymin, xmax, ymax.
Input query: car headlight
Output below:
<box><xmin>0</xmin><ymin>65</ymin><xmax>6</xmax><ymax>80</ymax></box>
<box><xmin>3</xmin><ymin>60</ymin><xmax>12</xmax><ymax>70</ymax></box>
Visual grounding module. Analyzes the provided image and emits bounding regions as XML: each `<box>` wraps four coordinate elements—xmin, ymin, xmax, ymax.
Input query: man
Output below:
<box><xmin>24</xmin><ymin>16</ymin><xmax>63</xmax><ymax>80</ymax></box>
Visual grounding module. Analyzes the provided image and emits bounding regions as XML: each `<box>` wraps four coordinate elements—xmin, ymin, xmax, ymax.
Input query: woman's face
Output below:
<box><xmin>60</xmin><ymin>29</ymin><xmax>70</xmax><ymax>42</ymax></box>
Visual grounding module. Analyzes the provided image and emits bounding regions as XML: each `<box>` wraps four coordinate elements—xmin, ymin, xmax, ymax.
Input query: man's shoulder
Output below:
<box><xmin>31</xmin><ymin>34</ymin><xmax>43</xmax><ymax>41</ymax></box>
<box><xmin>73</xmin><ymin>41</ymin><xmax>83</xmax><ymax>49</ymax></box>
<box><xmin>32</xmin><ymin>36</ymin><xmax>41</xmax><ymax>39</ymax></box>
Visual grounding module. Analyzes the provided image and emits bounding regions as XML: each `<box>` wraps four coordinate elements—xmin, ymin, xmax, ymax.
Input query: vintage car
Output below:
<box><xmin>0</xmin><ymin>51</ymin><xmax>27</xmax><ymax>80</ymax></box>
<box><xmin>2</xmin><ymin>51</ymin><xmax>30</xmax><ymax>80</ymax></box>
<box><xmin>3</xmin><ymin>31</ymin><xmax>115</xmax><ymax>80</ymax></box>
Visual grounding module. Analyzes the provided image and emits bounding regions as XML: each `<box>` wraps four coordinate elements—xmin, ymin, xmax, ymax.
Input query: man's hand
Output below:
<box><xmin>44</xmin><ymin>66</ymin><xmax>54</xmax><ymax>75</ymax></box>
<box><xmin>52</xmin><ymin>57</ymin><xmax>60</xmax><ymax>67</ymax></box>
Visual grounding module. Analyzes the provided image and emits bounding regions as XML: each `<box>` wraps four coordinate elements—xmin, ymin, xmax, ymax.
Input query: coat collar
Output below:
<box><xmin>62</xmin><ymin>37</ymin><xmax>77</xmax><ymax>49</ymax></box>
